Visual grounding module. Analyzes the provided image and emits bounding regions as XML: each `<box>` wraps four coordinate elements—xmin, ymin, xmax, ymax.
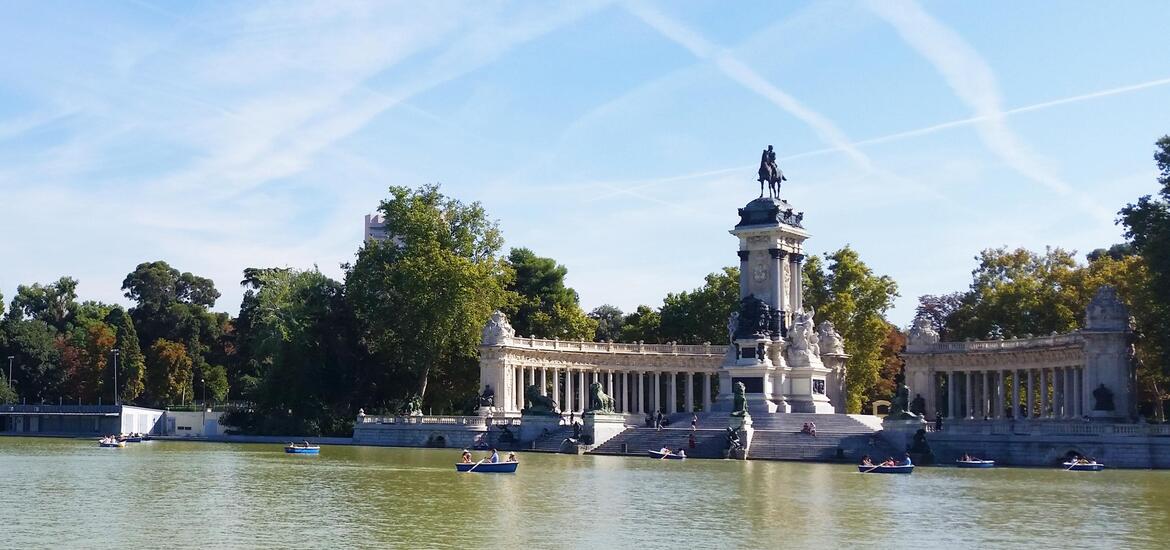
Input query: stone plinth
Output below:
<box><xmin>583</xmin><ymin>412</ymin><xmax>626</xmax><ymax>447</ymax></box>
<box><xmin>728</xmin><ymin>414</ymin><xmax>754</xmax><ymax>459</ymax></box>
<box><xmin>519</xmin><ymin>412</ymin><xmax>563</xmax><ymax>443</ymax></box>
<box><xmin>880</xmin><ymin>416</ymin><xmax>926</xmax><ymax>453</ymax></box>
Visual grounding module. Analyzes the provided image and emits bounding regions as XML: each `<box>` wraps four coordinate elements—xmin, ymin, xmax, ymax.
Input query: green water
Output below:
<box><xmin>1</xmin><ymin>436</ymin><xmax>1167</xmax><ymax>548</ymax></box>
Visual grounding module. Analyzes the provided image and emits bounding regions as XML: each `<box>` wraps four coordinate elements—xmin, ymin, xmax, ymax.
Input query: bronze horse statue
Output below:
<box><xmin>758</xmin><ymin>145</ymin><xmax>786</xmax><ymax>199</ymax></box>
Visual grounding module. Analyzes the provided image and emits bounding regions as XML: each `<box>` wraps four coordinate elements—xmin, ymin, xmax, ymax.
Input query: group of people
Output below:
<box><xmin>800</xmin><ymin>422</ymin><xmax>817</xmax><ymax>437</ymax></box>
<box><xmin>959</xmin><ymin>453</ymin><xmax>984</xmax><ymax>462</ymax></box>
<box><xmin>461</xmin><ymin>448</ymin><xmax>517</xmax><ymax>464</ymax></box>
<box><xmin>657</xmin><ymin>446</ymin><xmax>686</xmax><ymax>458</ymax></box>
<box><xmin>1068</xmin><ymin>455</ymin><xmax>1099</xmax><ymax>465</ymax></box>
<box><xmin>860</xmin><ymin>453</ymin><xmax>913</xmax><ymax>467</ymax></box>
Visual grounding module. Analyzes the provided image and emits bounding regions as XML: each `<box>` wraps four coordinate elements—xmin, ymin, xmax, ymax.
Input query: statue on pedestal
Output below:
<box><xmin>757</xmin><ymin>145</ymin><xmax>787</xmax><ymax>199</ymax></box>
<box><xmin>910</xmin><ymin>393</ymin><xmax>926</xmax><ymax>417</ymax></box>
<box><xmin>523</xmin><ymin>384</ymin><xmax>558</xmax><ymax>415</ymax></box>
<box><xmin>481</xmin><ymin>310</ymin><xmax>515</xmax><ymax>346</ymax></box>
<box><xmin>907</xmin><ymin>317</ymin><xmax>940</xmax><ymax>347</ymax></box>
<box><xmin>730</xmin><ymin>381</ymin><xmax>749</xmax><ymax>417</ymax></box>
<box><xmin>817</xmin><ymin>320</ymin><xmax>845</xmax><ymax>355</ymax></box>
<box><xmin>734</xmin><ymin>295</ymin><xmax>774</xmax><ymax>340</ymax></box>
<box><xmin>886</xmin><ymin>368</ymin><xmax>920</xmax><ymax>420</ymax></box>
<box><xmin>587</xmin><ymin>382</ymin><xmax>615</xmax><ymax>413</ymax></box>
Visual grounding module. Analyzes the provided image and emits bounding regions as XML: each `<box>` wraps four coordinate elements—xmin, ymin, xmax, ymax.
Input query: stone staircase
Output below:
<box><xmin>589</xmin><ymin>427</ymin><xmax>730</xmax><ymax>459</ymax></box>
<box><xmin>527</xmin><ymin>426</ymin><xmax>576</xmax><ymax>453</ymax></box>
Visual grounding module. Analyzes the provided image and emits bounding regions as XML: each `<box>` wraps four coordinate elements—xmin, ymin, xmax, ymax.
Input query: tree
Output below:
<box><xmin>5</xmin><ymin>277</ymin><xmax>78</xmax><ymax>330</ymax></box>
<box><xmin>912</xmin><ymin>293</ymin><xmax>963</xmax><ymax>341</ymax></box>
<box><xmin>3</xmin><ymin>319</ymin><xmax>63</xmax><ymax>402</ymax></box>
<box><xmin>346</xmin><ymin>185</ymin><xmax>512</xmax><ymax>411</ymax></box>
<box><xmin>106</xmin><ymin>307</ymin><xmax>146</xmax><ymax>403</ymax></box>
<box><xmin>1119</xmin><ymin>135</ymin><xmax>1170</xmax><ymax>415</ymax></box>
<box><xmin>146</xmin><ymin>339</ymin><xmax>193</xmax><ymax>406</ymax></box>
<box><xmin>620</xmin><ymin>305</ymin><xmax>662</xmax><ymax>343</ymax></box>
<box><xmin>874</xmin><ymin>322</ymin><xmax>907</xmax><ymax>411</ymax></box>
<box><xmin>589</xmin><ymin>305</ymin><xmax>624</xmax><ymax>342</ymax></box>
<box><xmin>659</xmin><ymin>267</ymin><xmax>739</xmax><ymax>344</ymax></box>
<box><xmin>803</xmin><ymin>247</ymin><xmax>899</xmax><ymax>413</ymax></box>
<box><xmin>503</xmin><ymin>248</ymin><xmax>596</xmax><ymax>340</ymax></box>
<box><xmin>201</xmin><ymin>364</ymin><xmax>230</xmax><ymax>404</ymax></box>
<box><xmin>946</xmin><ymin>247</ymin><xmax>1082</xmax><ymax>340</ymax></box>
<box><xmin>0</xmin><ymin>372</ymin><xmax>16</xmax><ymax>404</ymax></box>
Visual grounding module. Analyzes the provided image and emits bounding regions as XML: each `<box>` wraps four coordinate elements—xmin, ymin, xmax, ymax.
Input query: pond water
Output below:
<box><xmin>1</xmin><ymin>436</ymin><xmax>1166</xmax><ymax>548</ymax></box>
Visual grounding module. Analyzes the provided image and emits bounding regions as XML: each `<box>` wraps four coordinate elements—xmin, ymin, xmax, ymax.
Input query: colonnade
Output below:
<box><xmin>509</xmin><ymin>366</ymin><xmax>716</xmax><ymax>415</ymax></box>
<box><xmin>936</xmin><ymin>366</ymin><xmax>1086</xmax><ymax>420</ymax></box>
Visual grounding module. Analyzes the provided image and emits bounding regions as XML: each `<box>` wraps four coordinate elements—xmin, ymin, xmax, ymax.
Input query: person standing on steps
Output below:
<box><xmin>655</xmin><ymin>410</ymin><xmax>664</xmax><ymax>432</ymax></box>
<box><xmin>691</xmin><ymin>414</ymin><xmax>698</xmax><ymax>432</ymax></box>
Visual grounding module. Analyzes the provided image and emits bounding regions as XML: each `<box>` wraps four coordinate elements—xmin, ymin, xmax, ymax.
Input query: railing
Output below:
<box><xmin>908</xmin><ymin>333</ymin><xmax>1083</xmax><ymax>353</ymax></box>
<box><xmin>357</xmin><ymin>414</ymin><xmax>522</xmax><ymax>427</ymax></box>
<box><xmin>493</xmin><ymin>337</ymin><xmax>720</xmax><ymax>355</ymax></box>
<box><xmin>934</xmin><ymin>419</ymin><xmax>1170</xmax><ymax>437</ymax></box>
<box><xmin>0</xmin><ymin>404</ymin><xmax>121</xmax><ymax>414</ymax></box>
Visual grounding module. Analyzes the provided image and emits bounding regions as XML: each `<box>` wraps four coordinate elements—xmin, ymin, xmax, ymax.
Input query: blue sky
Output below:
<box><xmin>1</xmin><ymin>0</ymin><xmax>1169</xmax><ymax>328</ymax></box>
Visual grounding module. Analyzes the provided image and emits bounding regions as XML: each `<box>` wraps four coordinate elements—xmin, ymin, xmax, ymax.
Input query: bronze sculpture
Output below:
<box><xmin>757</xmin><ymin>145</ymin><xmax>786</xmax><ymax>199</ymax></box>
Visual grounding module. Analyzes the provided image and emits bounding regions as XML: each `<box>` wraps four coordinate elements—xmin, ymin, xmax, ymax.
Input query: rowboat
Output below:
<box><xmin>647</xmin><ymin>450</ymin><xmax>686</xmax><ymax>460</ymax></box>
<box><xmin>121</xmin><ymin>435</ymin><xmax>143</xmax><ymax>443</ymax></box>
<box><xmin>858</xmin><ymin>464</ymin><xmax>914</xmax><ymax>474</ymax></box>
<box><xmin>456</xmin><ymin>461</ymin><xmax>518</xmax><ymax>473</ymax></box>
<box><xmin>956</xmin><ymin>459</ymin><xmax>996</xmax><ymax>468</ymax></box>
<box><xmin>1063</xmin><ymin>461</ymin><xmax>1105</xmax><ymax>472</ymax></box>
<box><xmin>285</xmin><ymin>444</ymin><xmax>320</xmax><ymax>454</ymax></box>
<box><xmin>99</xmin><ymin>439</ymin><xmax>125</xmax><ymax>448</ymax></box>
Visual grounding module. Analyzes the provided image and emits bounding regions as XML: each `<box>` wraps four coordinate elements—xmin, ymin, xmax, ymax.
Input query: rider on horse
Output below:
<box><xmin>757</xmin><ymin>145</ymin><xmax>786</xmax><ymax>199</ymax></box>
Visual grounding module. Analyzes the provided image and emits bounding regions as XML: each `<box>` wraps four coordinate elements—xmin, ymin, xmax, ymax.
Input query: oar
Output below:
<box><xmin>860</xmin><ymin>463</ymin><xmax>881</xmax><ymax>474</ymax></box>
<box><xmin>466</xmin><ymin>458</ymin><xmax>486</xmax><ymax>473</ymax></box>
<box><xmin>1065</xmin><ymin>460</ymin><xmax>1083</xmax><ymax>471</ymax></box>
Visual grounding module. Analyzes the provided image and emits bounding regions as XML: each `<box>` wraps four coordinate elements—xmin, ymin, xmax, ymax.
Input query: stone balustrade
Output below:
<box><xmin>500</xmin><ymin>337</ymin><xmax>718</xmax><ymax>356</ymax></box>
<box><xmin>907</xmin><ymin>333</ymin><xmax>1083</xmax><ymax>353</ymax></box>
<box><xmin>358</xmin><ymin>415</ymin><xmax>521</xmax><ymax>426</ymax></box>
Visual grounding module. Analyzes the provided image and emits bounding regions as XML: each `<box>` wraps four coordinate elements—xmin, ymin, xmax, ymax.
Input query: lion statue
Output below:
<box><xmin>523</xmin><ymin>384</ymin><xmax>559</xmax><ymax>415</ymax></box>
<box><xmin>587</xmin><ymin>382</ymin><xmax>615</xmax><ymax>413</ymax></box>
<box><xmin>730</xmin><ymin>381</ymin><xmax>749</xmax><ymax>417</ymax></box>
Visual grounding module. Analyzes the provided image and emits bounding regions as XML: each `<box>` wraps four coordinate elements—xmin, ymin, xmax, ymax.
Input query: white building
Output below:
<box><xmin>364</xmin><ymin>213</ymin><xmax>389</xmax><ymax>242</ymax></box>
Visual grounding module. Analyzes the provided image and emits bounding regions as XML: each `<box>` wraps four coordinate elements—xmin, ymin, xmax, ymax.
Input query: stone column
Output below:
<box><xmin>1063</xmin><ymin>367</ymin><xmax>1073</xmax><ymax>418</ymax></box>
<box><xmin>668</xmin><ymin>372</ymin><xmax>678</xmax><ymax>414</ymax></box>
<box><xmin>685</xmin><ymin>372</ymin><xmax>694</xmax><ymax>413</ymax></box>
<box><xmin>540</xmin><ymin>368</ymin><xmax>548</xmax><ymax>397</ymax></box>
<box><xmin>982</xmin><ymin>371</ymin><xmax>990</xmax><ymax>419</ymax></box>
<box><xmin>637</xmin><ymin>372</ymin><xmax>645</xmax><ymax>414</ymax></box>
<box><xmin>996</xmin><ymin>370</ymin><xmax>1005</xmax><ymax>419</ymax></box>
<box><xmin>622</xmin><ymin>372</ymin><xmax>630</xmax><ymax>413</ymax></box>
<box><xmin>551</xmin><ymin>368</ymin><xmax>560</xmax><ymax>409</ymax></box>
<box><xmin>579</xmin><ymin>370</ymin><xmax>587</xmax><ymax>413</ymax></box>
<box><xmin>1025</xmin><ymin>369</ymin><xmax>1034</xmax><ymax>419</ymax></box>
<box><xmin>791</xmin><ymin>253</ymin><xmax>805</xmax><ymax>312</ymax></box>
<box><xmin>946</xmin><ymin>371</ymin><xmax>955</xmax><ymax>419</ymax></box>
<box><xmin>770</xmin><ymin>248</ymin><xmax>787</xmax><ymax>316</ymax></box>
<box><xmin>607</xmin><ymin>370</ymin><xmax>614</xmax><ymax>399</ymax></box>
<box><xmin>1010</xmin><ymin>370</ymin><xmax>1018</xmax><ymax>419</ymax></box>
<box><xmin>516</xmin><ymin>367</ymin><xmax>524</xmax><ymax>411</ymax></box>
<box><xmin>703</xmin><ymin>374</ymin><xmax>713</xmax><ymax>412</ymax></box>
<box><xmin>1074</xmin><ymin>367</ymin><xmax>1083</xmax><ymax>417</ymax></box>
<box><xmin>653</xmin><ymin>372</ymin><xmax>661</xmax><ymax>413</ymax></box>
<box><xmin>564</xmin><ymin>368</ymin><xmax>573</xmax><ymax>413</ymax></box>
<box><xmin>737</xmin><ymin>251</ymin><xmax>750</xmax><ymax>299</ymax></box>
<box><xmin>964</xmin><ymin>371</ymin><xmax>973</xmax><ymax>419</ymax></box>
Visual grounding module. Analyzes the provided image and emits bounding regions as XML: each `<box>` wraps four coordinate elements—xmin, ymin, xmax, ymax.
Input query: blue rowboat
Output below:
<box><xmin>99</xmin><ymin>440</ymin><xmax>125</xmax><ymax>448</ymax></box>
<box><xmin>456</xmin><ymin>461</ymin><xmax>518</xmax><ymax>473</ymax></box>
<box><xmin>1063</xmin><ymin>461</ymin><xmax>1105</xmax><ymax>472</ymax></box>
<box><xmin>858</xmin><ymin>464</ymin><xmax>914</xmax><ymax>474</ymax></box>
<box><xmin>957</xmin><ymin>460</ymin><xmax>996</xmax><ymax>468</ymax></box>
<box><xmin>647</xmin><ymin>450</ymin><xmax>686</xmax><ymax>460</ymax></box>
<box><xmin>285</xmin><ymin>444</ymin><xmax>320</xmax><ymax>454</ymax></box>
<box><xmin>122</xmin><ymin>436</ymin><xmax>143</xmax><ymax>443</ymax></box>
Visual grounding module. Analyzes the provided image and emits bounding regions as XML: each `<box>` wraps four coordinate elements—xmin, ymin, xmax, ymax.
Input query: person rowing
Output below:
<box><xmin>461</xmin><ymin>450</ymin><xmax>472</xmax><ymax>463</ymax></box>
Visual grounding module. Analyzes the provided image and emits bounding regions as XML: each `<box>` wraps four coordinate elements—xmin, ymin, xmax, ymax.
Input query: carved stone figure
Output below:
<box><xmin>401</xmin><ymin>394</ymin><xmax>423</xmax><ymax>416</ymax></box>
<box><xmin>910</xmin><ymin>393</ymin><xmax>926</xmax><ymax>417</ymax></box>
<box><xmin>907</xmin><ymin>317</ymin><xmax>940</xmax><ymax>347</ymax></box>
<box><xmin>886</xmin><ymin>369</ymin><xmax>919</xmax><ymax>420</ymax></box>
<box><xmin>787</xmin><ymin>309</ymin><xmax>821</xmax><ymax>364</ymax></box>
<box><xmin>480</xmin><ymin>310</ymin><xmax>515</xmax><ymax>346</ymax></box>
<box><xmin>523</xmin><ymin>384</ymin><xmax>558</xmax><ymax>415</ymax></box>
<box><xmin>817</xmin><ymin>320</ymin><xmax>845</xmax><ymax>355</ymax></box>
<box><xmin>730</xmin><ymin>381</ymin><xmax>749</xmax><ymax>417</ymax></box>
<box><xmin>726</xmin><ymin>312</ymin><xmax>739</xmax><ymax>343</ymax></box>
<box><xmin>726</xmin><ymin>426</ymin><xmax>743</xmax><ymax>451</ymax></box>
<box><xmin>587</xmin><ymin>382</ymin><xmax>615</xmax><ymax>413</ymax></box>
<box><xmin>1092</xmin><ymin>383</ymin><xmax>1115</xmax><ymax>411</ymax></box>
<box><xmin>478</xmin><ymin>384</ymin><xmax>495</xmax><ymax>407</ymax></box>
<box><xmin>757</xmin><ymin>145</ymin><xmax>787</xmax><ymax>199</ymax></box>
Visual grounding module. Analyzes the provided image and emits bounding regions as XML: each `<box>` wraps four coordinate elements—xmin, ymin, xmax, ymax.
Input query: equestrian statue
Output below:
<box><xmin>758</xmin><ymin>145</ymin><xmax>787</xmax><ymax>199</ymax></box>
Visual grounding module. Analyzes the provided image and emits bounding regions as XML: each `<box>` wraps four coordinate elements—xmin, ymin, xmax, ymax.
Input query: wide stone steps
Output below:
<box><xmin>528</xmin><ymin>426</ymin><xmax>576</xmax><ymax>453</ymax></box>
<box><xmin>747</xmin><ymin>431</ymin><xmax>901</xmax><ymax>462</ymax></box>
<box><xmin>589</xmin><ymin>427</ymin><xmax>729</xmax><ymax>459</ymax></box>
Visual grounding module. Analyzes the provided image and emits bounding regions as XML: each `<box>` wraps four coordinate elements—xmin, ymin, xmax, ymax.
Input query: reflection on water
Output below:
<box><xmin>0</xmin><ymin>437</ymin><xmax>1165</xmax><ymax>548</ymax></box>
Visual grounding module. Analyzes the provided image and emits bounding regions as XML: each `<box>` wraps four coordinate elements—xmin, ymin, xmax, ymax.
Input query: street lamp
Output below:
<box><xmin>201</xmin><ymin>377</ymin><xmax>207</xmax><ymax>432</ymax></box>
<box><xmin>112</xmin><ymin>349</ymin><xmax>120</xmax><ymax>406</ymax></box>
<box><xmin>6</xmin><ymin>356</ymin><xmax>12</xmax><ymax>386</ymax></box>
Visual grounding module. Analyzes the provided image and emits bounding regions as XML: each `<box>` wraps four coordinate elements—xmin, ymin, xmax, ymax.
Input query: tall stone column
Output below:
<box><xmin>1074</xmin><ymin>367</ymin><xmax>1083</xmax><ymax>417</ymax></box>
<box><xmin>738</xmin><ymin>250</ymin><xmax>750</xmax><ymax>299</ymax></box>
<box><xmin>982</xmin><ymin>371</ymin><xmax>990</xmax><ymax>418</ymax></box>
<box><xmin>1063</xmin><ymin>367</ymin><xmax>1073</xmax><ymax>418</ymax></box>
<box><xmin>564</xmin><ymin>368</ymin><xmax>573</xmax><ymax>413</ymax></box>
<box><xmin>551</xmin><ymin>368</ymin><xmax>560</xmax><ymax>411</ymax></box>
<box><xmin>790</xmin><ymin>253</ymin><xmax>805</xmax><ymax>312</ymax></box>
<box><xmin>668</xmin><ymin>372</ymin><xmax>677</xmax><ymax>414</ymax></box>
<box><xmin>770</xmin><ymin>248</ymin><xmax>787</xmax><ymax>318</ymax></box>
<box><xmin>540</xmin><ymin>368</ymin><xmax>548</xmax><ymax>397</ymax></box>
<box><xmin>947</xmin><ymin>371</ymin><xmax>956</xmax><ymax>419</ymax></box>
<box><xmin>637</xmin><ymin>372</ymin><xmax>645</xmax><ymax>414</ymax></box>
<box><xmin>703</xmin><ymin>374</ymin><xmax>712</xmax><ymax>412</ymax></box>
<box><xmin>1025</xmin><ymin>369</ymin><xmax>1034</xmax><ymax>419</ymax></box>
<box><xmin>996</xmin><ymin>370</ymin><xmax>1006</xmax><ymax>419</ymax></box>
<box><xmin>685</xmin><ymin>372</ymin><xmax>694</xmax><ymax>413</ymax></box>
<box><xmin>964</xmin><ymin>371</ymin><xmax>973</xmax><ymax>419</ymax></box>
<box><xmin>652</xmin><ymin>372</ymin><xmax>661</xmax><ymax>413</ymax></box>
<box><xmin>1010</xmin><ymin>370</ymin><xmax>1018</xmax><ymax>419</ymax></box>
<box><xmin>579</xmin><ymin>370</ymin><xmax>587</xmax><ymax>413</ymax></box>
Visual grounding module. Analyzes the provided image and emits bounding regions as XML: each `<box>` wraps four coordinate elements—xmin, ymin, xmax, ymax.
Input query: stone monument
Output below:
<box><xmin>582</xmin><ymin>382</ymin><xmax>624</xmax><ymax>449</ymax></box>
<box><xmin>727</xmin><ymin>381</ymin><xmax>753</xmax><ymax>459</ymax></box>
<box><xmin>717</xmin><ymin>147</ymin><xmax>844</xmax><ymax>414</ymax></box>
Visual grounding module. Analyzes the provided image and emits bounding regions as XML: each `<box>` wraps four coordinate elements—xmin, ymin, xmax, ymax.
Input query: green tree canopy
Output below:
<box><xmin>620</xmin><ymin>305</ymin><xmax>662</xmax><ymax>343</ymax></box>
<box><xmin>5</xmin><ymin>277</ymin><xmax>79</xmax><ymax>330</ymax></box>
<box><xmin>503</xmin><ymin>248</ymin><xmax>597</xmax><ymax>340</ymax></box>
<box><xmin>588</xmin><ymin>304</ymin><xmax>624</xmax><ymax>342</ymax></box>
<box><xmin>106</xmin><ymin>307</ymin><xmax>146</xmax><ymax>403</ymax></box>
<box><xmin>146</xmin><ymin>338</ymin><xmax>193</xmax><ymax>407</ymax></box>
<box><xmin>803</xmin><ymin>247</ymin><xmax>899</xmax><ymax>413</ymax></box>
<box><xmin>660</xmin><ymin>267</ymin><xmax>739</xmax><ymax>345</ymax></box>
<box><xmin>346</xmin><ymin>185</ymin><xmax>512</xmax><ymax>411</ymax></box>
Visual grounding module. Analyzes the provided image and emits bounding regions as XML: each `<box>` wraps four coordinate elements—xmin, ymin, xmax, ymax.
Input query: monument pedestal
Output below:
<box><xmin>728</xmin><ymin>414</ymin><xmax>753</xmax><ymax>459</ymax></box>
<box><xmin>519</xmin><ymin>412</ymin><xmax>562</xmax><ymax>443</ymax></box>
<box><xmin>881</xmin><ymin>416</ymin><xmax>927</xmax><ymax>453</ymax></box>
<box><xmin>583</xmin><ymin>412</ymin><xmax>626</xmax><ymax>447</ymax></box>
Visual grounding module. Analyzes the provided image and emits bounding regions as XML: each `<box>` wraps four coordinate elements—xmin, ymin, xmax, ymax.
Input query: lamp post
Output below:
<box><xmin>6</xmin><ymin>356</ymin><xmax>12</xmax><ymax>385</ymax></box>
<box><xmin>112</xmin><ymin>349</ymin><xmax>120</xmax><ymax>406</ymax></box>
<box><xmin>201</xmin><ymin>377</ymin><xmax>207</xmax><ymax>431</ymax></box>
